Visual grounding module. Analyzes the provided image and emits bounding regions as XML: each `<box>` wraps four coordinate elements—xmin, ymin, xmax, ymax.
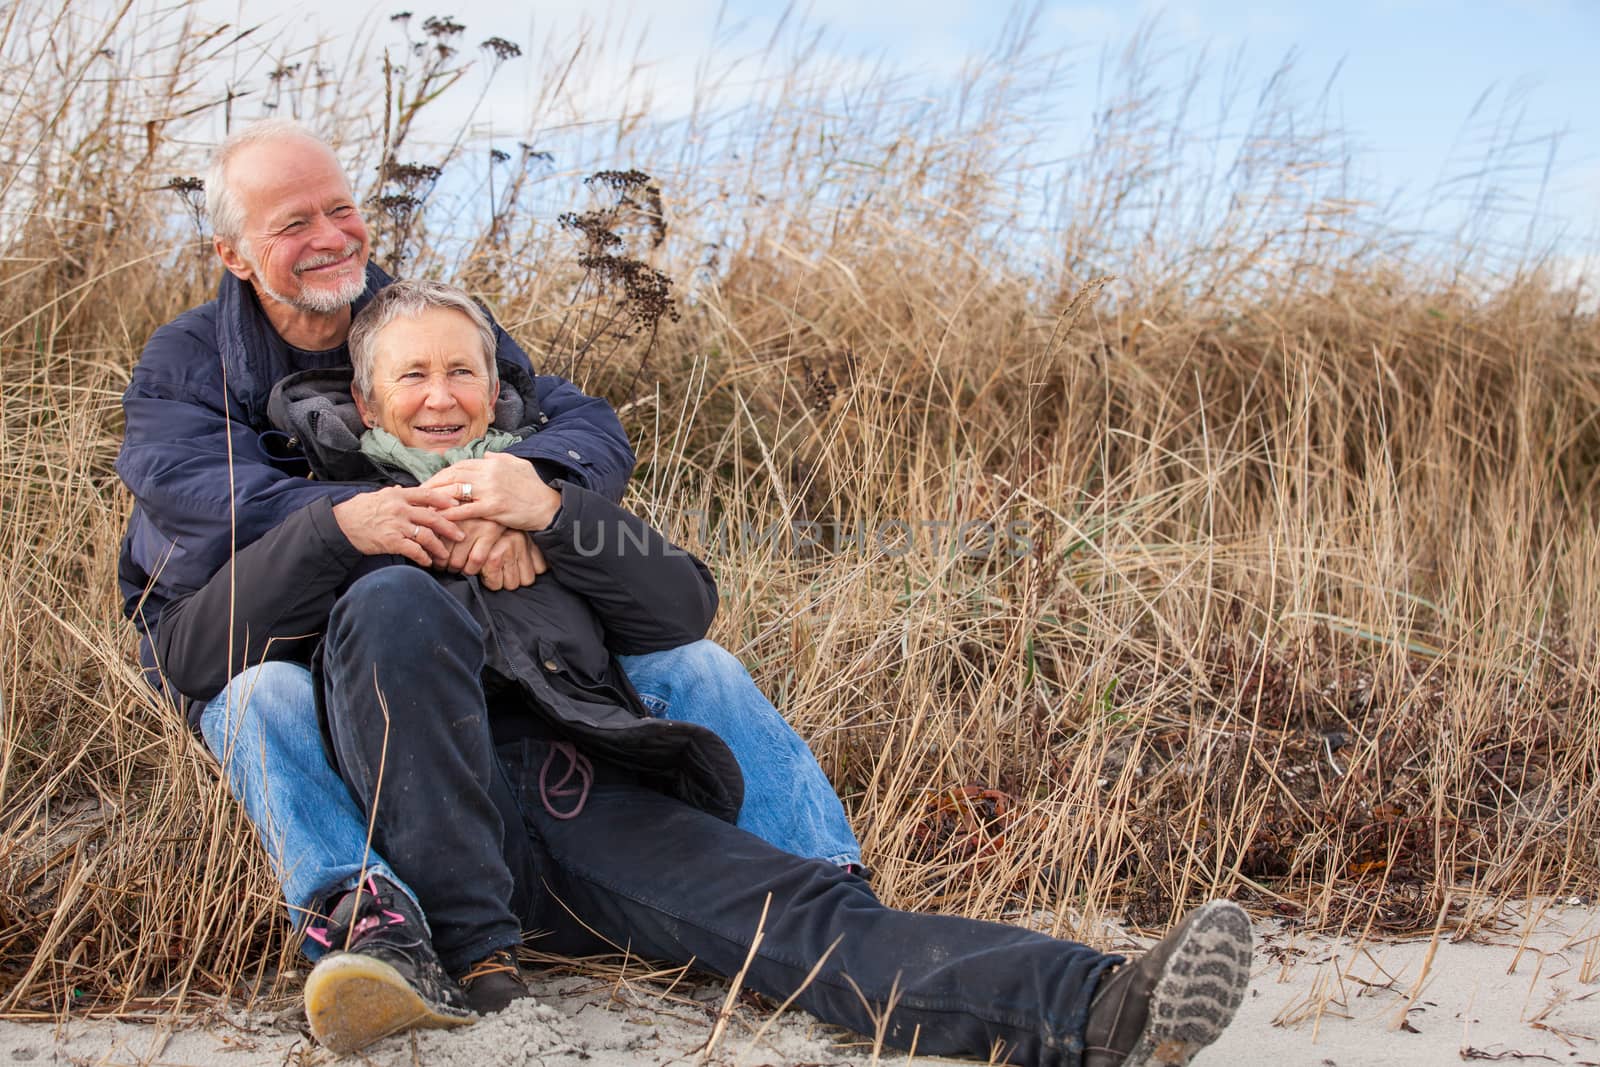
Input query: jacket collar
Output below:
<box><xmin>215</xmin><ymin>260</ymin><xmax>394</xmax><ymax>425</ymax></box>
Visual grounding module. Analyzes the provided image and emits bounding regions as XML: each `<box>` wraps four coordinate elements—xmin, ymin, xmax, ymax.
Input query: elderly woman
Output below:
<box><xmin>158</xmin><ymin>280</ymin><xmax>1250</xmax><ymax>1067</ymax></box>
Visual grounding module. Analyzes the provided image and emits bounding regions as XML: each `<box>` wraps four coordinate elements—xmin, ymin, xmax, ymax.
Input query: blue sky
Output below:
<box><xmin>1048</xmin><ymin>1</ymin><xmax>1598</xmax><ymax>251</ymax></box>
<box><xmin>704</xmin><ymin>0</ymin><xmax>1599</xmax><ymax>260</ymax></box>
<box><xmin>141</xmin><ymin>0</ymin><xmax>1600</xmax><ymax>275</ymax></box>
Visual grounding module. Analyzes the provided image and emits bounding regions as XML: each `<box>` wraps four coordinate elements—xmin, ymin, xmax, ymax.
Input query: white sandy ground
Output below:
<box><xmin>2</xmin><ymin>904</ymin><xmax>1595</xmax><ymax>1067</ymax></box>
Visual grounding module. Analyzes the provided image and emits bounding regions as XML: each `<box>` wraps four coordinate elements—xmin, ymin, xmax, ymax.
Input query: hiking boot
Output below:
<box><xmin>456</xmin><ymin>948</ymin><xmax>534</xmax><ymax>1015</ymax></box>
<box><xmin>1083</xmin><ymin>900</ymin><xmax>1252</xmax><ymax>1067</ymax></box>
<box><xmin>302</xmin><ymin>876</ymin><xmax>474</xmax><ymax>1053</ymax></box>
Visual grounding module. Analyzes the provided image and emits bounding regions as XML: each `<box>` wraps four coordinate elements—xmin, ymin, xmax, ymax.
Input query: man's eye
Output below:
<box><xmin>450</xmin><ymin>367</ymin><xmax>477</xmax><ymax>377</ymax></box>
<box><xmin>400</xmin><ymin>371</ymin><xmax>425</xmax><ymax>381</ymax></box>
<box><xmin>282</xmin><ymin>221</ymin><xmax>306</xmax><ymax>233</ymax></box>
<box><xmin>331</xmin><ymin>205</ymin><xmax>354</xmax><ymax>218</ymax></box>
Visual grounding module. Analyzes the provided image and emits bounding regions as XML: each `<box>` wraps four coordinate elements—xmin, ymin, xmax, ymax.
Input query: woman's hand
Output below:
<box><xmin>332</xmin><ymin>485</ymin><xmax>465</xmax><ymax>566</ymax></box>
<box><xmin>444</xmin><ymin>518</ymin><xmax>549</xmax><ymax>590</ymax></box>
<box><xmin>422</xmin><ymin>453</ymin><xmax>563</xmax><ymax>532</ymax></box>
<box><xmin>478</xmin><ymin>529</ymin><xmax>549</xmax><ymax>591</ymax></box>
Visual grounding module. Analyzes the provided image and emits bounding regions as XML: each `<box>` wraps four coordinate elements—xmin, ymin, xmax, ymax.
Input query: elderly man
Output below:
<box><xmin>115</xmin><ymin>119</ymin><xmax>859</xmax><ymax>1013</ymax></box>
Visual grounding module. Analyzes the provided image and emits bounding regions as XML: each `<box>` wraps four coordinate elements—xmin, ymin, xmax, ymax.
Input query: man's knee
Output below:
<box><xmin>628</xmin><ymin>639</ymin><xmax>752</xmax><ymax>698</ymax></box>
<box><xmin>200</xmin><ymin>661</ymin><xmax>317</xmax><ymax>760</ymax></box>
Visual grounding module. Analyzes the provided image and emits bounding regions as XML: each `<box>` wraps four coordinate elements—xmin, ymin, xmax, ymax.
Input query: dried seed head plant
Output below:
<box><xmin>2</xmin><ymin>0</ymin><xmax>1596</xmax><ymax>1019</ymax></box>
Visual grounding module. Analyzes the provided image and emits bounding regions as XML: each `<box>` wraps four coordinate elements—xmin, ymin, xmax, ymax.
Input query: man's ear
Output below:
<box><xmin>214</xmin><ymin>235</ymin><xmax>253</xmax><ymax>282</ymax></box>
<box><xmin>352</xmin><ymin>383</ymin><xmax>375</xmax><ymax>428</ymax></box>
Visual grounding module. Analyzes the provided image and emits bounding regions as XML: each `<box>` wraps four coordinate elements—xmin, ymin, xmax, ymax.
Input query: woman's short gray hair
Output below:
<box><xmin>206</xmin><ymin>119</ymin><xmax>336</xmax><ymax>246</ymax></box>
<box><xmin>348</xmin><ymin>280</ymin><xmax>500</xmax><ymax>401</ymax></box>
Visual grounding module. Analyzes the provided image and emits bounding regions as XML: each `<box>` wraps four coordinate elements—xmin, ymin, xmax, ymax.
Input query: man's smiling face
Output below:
<box><xmin>216</xmin><ymin>136</ymin><xmax>371</xmax><ymax>318</ymax></box>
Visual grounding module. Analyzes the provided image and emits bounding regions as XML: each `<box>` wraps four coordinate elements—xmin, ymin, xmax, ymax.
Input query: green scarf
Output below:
<box><xmin>358</xmin><ymin>426</ymin><xmax>522</xmax><ymax>483</ymax></box>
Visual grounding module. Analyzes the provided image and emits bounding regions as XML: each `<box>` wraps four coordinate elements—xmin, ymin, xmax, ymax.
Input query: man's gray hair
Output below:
<box><xmin>348</xmin><ymin>280</ymin><xmax>500</xmax><ymax>401</ymax></box>
<box><xmin>206</xmin><ymin>119</ymin><xmax>342</xmax><ymax>244</ymax></box>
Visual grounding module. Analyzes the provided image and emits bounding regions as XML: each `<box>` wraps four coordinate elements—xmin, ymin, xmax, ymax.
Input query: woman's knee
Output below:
<box><xmin>336</xmin><ymin>565</ymin><xmax>449</xmax><ymax>617</ymax></box>
<box><xmin>328</xmin><ymin>567</ymin><xmax>475</xmax><ymax>651</ymax></box>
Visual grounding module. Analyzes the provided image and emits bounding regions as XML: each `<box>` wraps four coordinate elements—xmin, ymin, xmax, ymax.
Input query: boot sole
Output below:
<box><xmin>1127</xmin><ymin>900</ymin><xmax>1253</xmax><ymax>1067</ymax></box>
<box><xmin>304</xmin><ymin>952</ymin><xmax>474</xmax><ymax>1054</ymax></box>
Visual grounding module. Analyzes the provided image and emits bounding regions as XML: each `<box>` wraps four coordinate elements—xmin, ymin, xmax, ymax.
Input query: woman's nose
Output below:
<box><xmin>423</xmin><ymin>376</ymin><xmax>455</xmax><ymax>407</ymax></box>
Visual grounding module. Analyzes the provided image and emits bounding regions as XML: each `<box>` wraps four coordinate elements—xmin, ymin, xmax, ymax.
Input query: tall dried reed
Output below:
<box><xmin>2</xmin><ymin>1</ymin><xmax>1595</xmax><ymax>1014</ymax></box>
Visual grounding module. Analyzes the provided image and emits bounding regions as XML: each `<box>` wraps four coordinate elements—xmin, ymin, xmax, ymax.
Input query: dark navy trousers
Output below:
<box><xmin>321</xmin><ymin>567</ymin><xmax>1119</xmax><ymax>1066</ymax></box>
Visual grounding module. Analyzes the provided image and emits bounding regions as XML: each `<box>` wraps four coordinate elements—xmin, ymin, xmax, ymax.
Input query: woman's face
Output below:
<box><xmin>356</xmin><ymin>307</ymin><xmax>499</xmax><ymax>453</ymax></box>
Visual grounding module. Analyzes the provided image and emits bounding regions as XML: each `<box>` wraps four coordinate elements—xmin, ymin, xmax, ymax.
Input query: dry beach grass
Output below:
<box><xmin>2</xmin><ymin>0</ymin><xmax>1597</xmax><ymax>1023</ymax></box>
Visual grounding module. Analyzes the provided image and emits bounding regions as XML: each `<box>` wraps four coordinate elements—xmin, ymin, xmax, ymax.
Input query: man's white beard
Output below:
<box><xmin>247</xmin><ymin>241</ymin><xmax>368</xmax><ymax>315</ymax></box>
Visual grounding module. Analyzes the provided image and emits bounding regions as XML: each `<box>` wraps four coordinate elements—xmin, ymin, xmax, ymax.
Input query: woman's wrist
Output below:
<box><xmin>523</xmin><ymin>481</ymin><xmax>564</xmax><ymax>531</ymax></box>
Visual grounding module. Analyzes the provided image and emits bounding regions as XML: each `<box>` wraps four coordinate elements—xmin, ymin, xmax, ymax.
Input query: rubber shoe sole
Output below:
<box><xmin>304</xmin><ymin>952</ymin><xmax>474</xmax><ymax>1054</ymax></box>
<box><xmin>1120</xmin><ymin>900</ymin><xmax>1252</xmax><ymax>1066</ymax></box>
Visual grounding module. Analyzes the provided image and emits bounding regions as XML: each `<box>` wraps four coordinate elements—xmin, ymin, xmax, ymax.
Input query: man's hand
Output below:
<box><xmin>422</xmin><ymin>453</ymin><xmax>563</xmax><ymax>532</ymax></box>
<box><xmin>332</xmin><ymin>485</ymin><xmax>464</xmax><ymax>567</ymax></box>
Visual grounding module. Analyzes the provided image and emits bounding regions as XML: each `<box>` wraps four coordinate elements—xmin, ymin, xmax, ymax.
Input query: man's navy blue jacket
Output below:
<box><xmin>116</xmin><ymin>263</ymin><xmax>637</xmax><ymax>697</ymax></box>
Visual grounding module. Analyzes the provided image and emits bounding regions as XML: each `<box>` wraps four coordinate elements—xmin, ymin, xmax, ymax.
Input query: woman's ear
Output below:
<box><xmin>352</xmin><ymin>383</ymin><xmax>375</xmax><ymax>428</ymax></box>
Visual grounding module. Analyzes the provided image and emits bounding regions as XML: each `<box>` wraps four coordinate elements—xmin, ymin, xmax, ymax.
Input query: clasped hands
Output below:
<box><xmin>331</xmin><ymin>453</ymin><xmax>564</xmax><ymax>591</ymax></box>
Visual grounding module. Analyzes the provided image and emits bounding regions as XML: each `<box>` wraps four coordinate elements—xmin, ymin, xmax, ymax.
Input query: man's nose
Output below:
<box><xmin>307</xmin><ymin>213</ymin><xmax>348</xmax><ymax>249</ymax></box>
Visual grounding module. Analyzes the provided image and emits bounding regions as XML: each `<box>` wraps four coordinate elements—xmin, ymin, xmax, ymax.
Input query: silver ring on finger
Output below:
<box><xmin>410</xmin><ymin>525</ymin><xmax>421</xmax><ymax>540</ymax></box>
<box><xmin>458</xmin><ymin>482</ymin><xmax>473</xmax><ymax>502</ymax></box>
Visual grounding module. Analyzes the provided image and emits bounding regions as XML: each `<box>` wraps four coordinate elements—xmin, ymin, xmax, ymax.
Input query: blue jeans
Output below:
<box><xmin>200</xmin><ymin>660</ymin><xmax>405</xmax><ymax>932</ymax></box>
<box><xmin>615</xmin><ymin>643</ymin><xmax>859</xmax><ymax>868</ymax></box>
<box><xmin>200</xmin><ymin>644</ymin><xmax>860</xmax><ymax>948</ymax></box>
<box><xmin>316</xmin><ymin>568</ymin><xmax>1118</xmax><ymax>1065</ymax></box>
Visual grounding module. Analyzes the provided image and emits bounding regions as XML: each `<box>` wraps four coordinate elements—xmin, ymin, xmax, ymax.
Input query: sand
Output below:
<box><xmin>3</xmin><ymin>903</ymin><xmax>1595</xmax><ymax>1067</ymax></box>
